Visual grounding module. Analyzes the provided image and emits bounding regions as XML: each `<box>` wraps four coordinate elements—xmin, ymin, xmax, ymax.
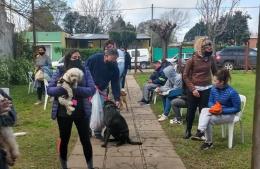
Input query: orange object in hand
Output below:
<box><xmin>209</xmin><ymin>101</ymin><xmax>222</xmax><ymax>115</ymax></box>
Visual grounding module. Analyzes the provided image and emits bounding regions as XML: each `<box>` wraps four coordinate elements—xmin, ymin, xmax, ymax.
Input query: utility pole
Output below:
<box><xmin>9</xmin><ymin>0</ymin><xmax>11</xmax><ymax>22</ymax></box>
<box><xmin>251</xmin><ymin>6</ymin><xmax>260</xmax><ymax>169</ymax></box>
<box><xmin>31</xmin><ymin>0</ymin><xmax>36</xmax><ymax>55</ymax></box>
<box><xmin>150</xmin><ymin>4</ymin><xmax>154</xmax><ymax>63</ymax></box>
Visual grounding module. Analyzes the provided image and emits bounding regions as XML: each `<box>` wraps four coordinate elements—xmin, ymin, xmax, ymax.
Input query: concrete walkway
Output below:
<box><xmin>68</xmin><ymin>75</ymin><xmax>186</xmax><ymax>169</ymax></box>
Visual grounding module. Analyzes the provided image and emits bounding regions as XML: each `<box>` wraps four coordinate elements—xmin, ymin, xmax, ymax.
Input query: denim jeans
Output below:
<box><xmin>162</xmin><ymin>89</ymin><xmax>183</xmax><ymax>116</ymax></box>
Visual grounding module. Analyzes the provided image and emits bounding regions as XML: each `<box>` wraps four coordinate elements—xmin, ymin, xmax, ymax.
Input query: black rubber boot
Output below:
<box><xmin>183</xmin><ymin>130</ymin><xmax>192</xmax><ymax>139</ymax></box>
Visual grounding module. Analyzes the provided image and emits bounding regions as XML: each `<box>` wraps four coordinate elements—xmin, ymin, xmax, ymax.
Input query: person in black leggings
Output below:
<box><xmin>183</xmin><ymin>38</ymin><xmax>217</xmax><ymax>139</ymax></box>
<box><xmin>47</xmin><ymin>49</ymin><xmax>96</xmax><ymax>169</ymax></box>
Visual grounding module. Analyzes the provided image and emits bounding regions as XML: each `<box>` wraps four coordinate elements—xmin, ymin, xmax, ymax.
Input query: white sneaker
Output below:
<box><xmin>34</xmin><ymin>100</ymin><xmax>42</xmax><ymax>105</ymax></box>
<box><xmin>158</xmin><ymin>114</ymin><xmax>168</xmax><ymax>121</ymax></box>
<box><xmin>157</xmin><ymin>114</ymin><xmax>163</xmax><ymax>118</ymax></box>
<box><xmin>170</xmin><ymin>118</ymin><xmax>182</xmax><ymax>125</ymax></box>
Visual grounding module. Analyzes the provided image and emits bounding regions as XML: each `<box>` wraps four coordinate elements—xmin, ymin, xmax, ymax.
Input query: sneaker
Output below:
<box><xmin>137</xmin><ymin>98</ymin><xmax>146</xmax><ymax>103</ymax></box>
<box><xmin>191</xmin><ymin>129</ymin><xmax>205</xmax><ymax>141</ymax></box>
<box><xmin>158</xmin><ymin>114</ymin><xmax>168</xmax><ymax>122</ymax></box>
<box><xmin>34</xmin><ymin>100</ymin><xmax>42</xmax><ymax>105</ymax></box>
<box><xmin>139</xmin><ymin>100</ymin><xmax>150</xmax><ymax>106</ymax></box>
<box><xmin>158</xmin><ymin>114</ymin><xmax>163</xmax><ymax>118</ymax></box>
<box><xmin>200</xmin><ymin>142</ymin><xmax>213</xmax><ymax>150</ymax></box>
<box><xmin>170</xmin><ymin>118</ymin><xmax>182</xmax><ymax>125</ymax></box>
<box><xmin>95</xmin><ymin>134</ymin><xmax>103</xmax><ymax>141</ymax></box>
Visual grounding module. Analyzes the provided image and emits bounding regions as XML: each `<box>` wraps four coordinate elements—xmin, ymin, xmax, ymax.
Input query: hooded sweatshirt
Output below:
<box><xmin>159</xmin><ymin>65</ymin><xmax>182</xmax><ymax>92</ymax></box>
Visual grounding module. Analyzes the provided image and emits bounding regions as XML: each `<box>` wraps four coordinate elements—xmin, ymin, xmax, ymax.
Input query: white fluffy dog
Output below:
<box><xmin>57</xmin><ymin>68</ymin><xmax>84</xmax><ymax>115</ymax></box>
<box><xmin>0</xmin><ymin>94</ymin><xmax>19</xmax><ymax>166</ymax></box>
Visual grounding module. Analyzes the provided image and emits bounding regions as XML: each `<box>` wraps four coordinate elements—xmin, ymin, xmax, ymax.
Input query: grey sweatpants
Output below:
<box><xmin>142</xmin><ymin>83</ymin><xmax>158</xmax><ymax>101</ymax></box>
<box><xmin>198</xmin><ymin>108</ymin><xmax>235</xmax><ymax>143</ymax></box>
<box><xmin>171</xmin><ymin>97</ymin><xmax>187</xmax><ymax>120</ymax></box>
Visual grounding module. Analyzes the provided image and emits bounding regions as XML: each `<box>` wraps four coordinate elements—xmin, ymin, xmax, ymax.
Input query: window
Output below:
<box><xmin>249</xmin><ymin>50</ymin><xmax>257</xmax><ymax>57</ymax></box>
<box><xmin>131</xmin><ymin>51</ymin><xmax>140</xmax><ymax>58</ymax></box>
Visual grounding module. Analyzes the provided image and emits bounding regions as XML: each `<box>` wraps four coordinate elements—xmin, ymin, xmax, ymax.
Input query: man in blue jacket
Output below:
<box><xmin>85</xmin><ymin>48</ymin><xmax>120</xmax><ymax>139</ymax></box>
<box><xmin>0</xmin><ymin>89</ymin><xmax>17</xmax><ymax>169</ymax></box>
<box><xmin>139</xmin><ymin>60</ymin><xmax>168</xmax><ymax>105</ymax></box>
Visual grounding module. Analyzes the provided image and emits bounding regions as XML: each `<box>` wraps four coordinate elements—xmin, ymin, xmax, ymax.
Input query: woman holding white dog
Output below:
<box><xmin>47</xmin><ymin>49</ymin><xmax>96</xmax><ymax>169</ymax></box>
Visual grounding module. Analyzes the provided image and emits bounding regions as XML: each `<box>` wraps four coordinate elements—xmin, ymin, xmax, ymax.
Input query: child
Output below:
<box><xmin>191</xmin><ymin>69</ymin><xmax>241</xmax><ymax>150</ymax></box>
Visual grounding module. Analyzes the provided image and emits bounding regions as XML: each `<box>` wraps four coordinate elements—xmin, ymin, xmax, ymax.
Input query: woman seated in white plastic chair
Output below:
<box><xmin>157</xmin><ymin>65</ymin><xmax>183</xmax><ymax>122</ymax></box>
<box><xmin>191</xmin><ymin>69</ymin><xmax>241</xmax><ymax>150</ymax></box>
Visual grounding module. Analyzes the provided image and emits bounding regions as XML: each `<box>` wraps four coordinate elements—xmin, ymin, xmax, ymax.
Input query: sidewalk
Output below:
<box><xmin>68</xmin><ymin>75</ymin><xmax>186</xmax><ymax>169</ymax></box>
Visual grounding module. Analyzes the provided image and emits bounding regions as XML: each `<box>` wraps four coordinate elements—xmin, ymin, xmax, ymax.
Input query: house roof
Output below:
<box><xmin>66</xmin><ymin>33</ymin><xmax>150</xmax><ymax>40</ymax></box>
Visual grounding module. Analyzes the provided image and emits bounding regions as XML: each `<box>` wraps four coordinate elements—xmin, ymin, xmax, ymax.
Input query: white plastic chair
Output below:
<box><xmin>28</xmin><ymin>72</ymin><xmax>35</xmax><ymax>94</ymax></box>
<box><xmin>221</xmin><ymin>94</ymin><xmax>246</xmax><ymax>148</ymax></box>
<box><xmin>43</xmin><ymin>79</ymin><xmax>49</xmax><ymax>110</ymax></box>
<box><xmin>153</xmin><ymin>90</ymin><xmax>159</xmax><ymax>104</ymax></box>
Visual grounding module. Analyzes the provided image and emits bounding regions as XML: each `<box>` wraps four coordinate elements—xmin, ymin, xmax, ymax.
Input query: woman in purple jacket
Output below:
<box><xmin>47</xmin><ymin>49</ymin><xmax>96</xmax><ymax>169</ymax></box>
<box><xmin>190</xmin><ymin>69</ymin><xmax>241</xmax><ymax>150</ymax></box>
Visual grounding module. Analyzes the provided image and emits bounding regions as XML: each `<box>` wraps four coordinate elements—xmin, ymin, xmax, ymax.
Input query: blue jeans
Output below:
<box><xmin>162</xmin><ymin>89</ymin><xmax>183</xmax><ymax>116</ymax></box>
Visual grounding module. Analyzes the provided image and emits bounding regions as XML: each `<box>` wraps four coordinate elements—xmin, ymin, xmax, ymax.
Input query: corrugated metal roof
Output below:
<box><xmin>66</xmin><ymin>33</ymin><xmax>150</xmax><ymax>40</ymax></box>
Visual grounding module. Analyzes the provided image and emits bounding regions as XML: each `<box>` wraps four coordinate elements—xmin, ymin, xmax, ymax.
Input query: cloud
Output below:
<box><xmin>72</xmin><ymin>0</ymin><xmax>259</xmax><ymax>40</ymax></box>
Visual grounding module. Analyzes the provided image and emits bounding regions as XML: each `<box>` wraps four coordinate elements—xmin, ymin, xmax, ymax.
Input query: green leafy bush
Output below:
<box><xmin>0</xmin><ymin>58</ymin><xmax>34</xmax><ymax>85</ymax></box>
<box><xmin>0</xmin><ymin>59</ymin><xmax>11</xmax><ymax>85</ymax></box>
<box><xmin>54</xmin><ymin>47</ymin><xmax>103</xmax><ymax>60</ymax></box>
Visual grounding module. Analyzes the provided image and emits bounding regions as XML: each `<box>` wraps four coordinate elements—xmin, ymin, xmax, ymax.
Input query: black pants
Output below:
<box><xmin>0</xmin><ymin>149</ymin><xmax>8</xmax><ymax>169</ymax></box>
<box><xmin>57</xmin><ymin>116</ymin><xmax>93</xmax><ymax>164</ymax></box>
<box><xmin>36</xmin><ymin>80</ymin><xmax>44</xmax><ymax>101</ymax></box>
<box><xmin>186</xmin><ymin>89</ymin><xmax>211</xmax><ymax>132</ymax></box>
<box><xmin>121</xmin><ymin>73</ymin><xmax>127</xmax><ymax>88</ymax></box>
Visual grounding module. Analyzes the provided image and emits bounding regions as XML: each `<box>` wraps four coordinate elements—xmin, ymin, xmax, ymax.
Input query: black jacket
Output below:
<box><xmin>0</xmin><ymin>89</ymin><xmax>17</xmax><ymax>169</ymax></box>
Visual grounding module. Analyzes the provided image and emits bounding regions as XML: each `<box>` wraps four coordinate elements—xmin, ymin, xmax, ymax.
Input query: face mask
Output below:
<box><xmin>66</xmin><ymin>59</ymin><xmax>83</xmax><ymax>70</ymax></box>
<box><xmin>39</xmin><ymin>52</ymin><xmax>45</xmax><ymax>55</ymax></box>
<box><xmin>204</xmin><ymin>51</ymin><xmax>213</xmax><ymax>57</ymax></box>
<box><xmin>105</xmin><ymin>61</ymin><xmax>115</xmax><ymax>68</ymax></box>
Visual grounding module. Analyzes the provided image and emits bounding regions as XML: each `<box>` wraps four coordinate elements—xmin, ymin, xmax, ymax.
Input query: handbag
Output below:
<box><xmin>35</xmin><ymin>69</ymin><xmax>44</xmax><ymax>81</ymax></box>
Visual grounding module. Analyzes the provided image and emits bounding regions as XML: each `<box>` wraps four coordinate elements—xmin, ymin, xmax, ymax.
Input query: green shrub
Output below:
<box><xmin>0</xmin><ymin>58</ymin><xmax>34</xmax><ymax>85</ymax></box>
<box><xmin>9</xmin><ymin>58</ymin><xmax>34</xmax><ymax>84</ymax></box>
<box><xmin>54</xmin><ymin>47</ymin><xmax>103</xmax><ymax>60</ymax></box>
<box><xmin>0</xmin><ymin>59</ymin><xmax>11</xmax><ymax>85</ymax></box>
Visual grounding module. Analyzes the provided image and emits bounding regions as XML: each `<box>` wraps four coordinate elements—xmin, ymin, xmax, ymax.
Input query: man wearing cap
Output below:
<box><xmin>139</xmin><ymin>60</ymin><xmax>169</xmax><ymax>105</ymax></box>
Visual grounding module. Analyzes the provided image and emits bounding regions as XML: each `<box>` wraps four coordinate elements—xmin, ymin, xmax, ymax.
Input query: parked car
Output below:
<box><xmin>128</xmin><ymin>48</ymin><xmax>150</xmax><ymax>69</ymax></box>
<box><xmin>52</xmin><ymin>57</ymin><xmax>64</xmax><ymax>68</ymax></box>
<box><xmin>165</xmin><ymin>53</ymin><xmax>193</xmax><ymax>64</ymax></box>
<box><xmin>215</xmin><ymin>47</ymin><xmax>257</xmax><ymax>71</ymax></box>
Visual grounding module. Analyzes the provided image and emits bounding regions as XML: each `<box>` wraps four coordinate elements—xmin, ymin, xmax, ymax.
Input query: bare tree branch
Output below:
<box><xmin>160</xmin><ymin>9</ymin><xmax>189</xmax><ymax>41</ymax></box>
<box><xmin>197</xmin><ymin>0</ymin><xmax>240</xmax><ymax>52</ymax></box>
<box><xmin>77</xmin><ymin>0</ymin><xmax>120</xmax><ymax>32</ymax></box>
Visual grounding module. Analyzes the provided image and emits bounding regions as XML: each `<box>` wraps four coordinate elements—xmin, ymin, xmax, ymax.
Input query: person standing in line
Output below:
<box><xmin>183</xmin><ymin>37</ymin><xmax>217</xmax><ymax>139</ymax></box>
<box><xmin>121</xmin><ymin>48</ymin><xmax>131</xmax><ymax>89</ymax></box>
<box><xmin>47</xmin><ymin>49</ymin><xmax>96</xmax><ymax>169</ymax></box>
<box><xmin>85</xmin><ymin>48</ymin><xmax>120</xmax><ymax>139</ymax></box>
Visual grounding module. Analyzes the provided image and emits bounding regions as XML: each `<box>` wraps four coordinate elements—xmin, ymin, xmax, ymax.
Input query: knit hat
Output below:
<box><xmin>194</xmin><ymin>37</ymin><xmax>212</xmax><ymax>56</ymax></box>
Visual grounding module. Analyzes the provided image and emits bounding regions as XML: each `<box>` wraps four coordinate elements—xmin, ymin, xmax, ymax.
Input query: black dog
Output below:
<box><xmin>101</xmin><ymin>100</ymin><xmax>142</xmax><ymax>148</ymax></box>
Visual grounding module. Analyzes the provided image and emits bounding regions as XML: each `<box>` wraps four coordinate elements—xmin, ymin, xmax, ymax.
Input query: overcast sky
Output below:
<box><xmin>69</xmin><ymin>0</ymin><xmax>259</xmax><ymax>41</ymax></box>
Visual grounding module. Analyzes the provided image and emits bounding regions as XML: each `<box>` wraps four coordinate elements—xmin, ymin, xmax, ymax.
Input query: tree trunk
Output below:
<box><xmin>212</xmin><ymin>37</ymin><xmax>216</xmax><ymax>55</ymax></box>
<box><xmin>251</xmin><ymin>8</ymin><xmax>260</xmax><ymax>168</ymax></box>
<box><xmin>162</xmin><ymin>40</ymin><xmax>168</xmax><ymax>61</ymax></box>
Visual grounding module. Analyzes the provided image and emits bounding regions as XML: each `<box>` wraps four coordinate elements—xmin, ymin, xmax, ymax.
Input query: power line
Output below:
<box><xmin>155</xmin><ymin>6</ymin><xmax>260</xmax><ymax>10</ymax></box>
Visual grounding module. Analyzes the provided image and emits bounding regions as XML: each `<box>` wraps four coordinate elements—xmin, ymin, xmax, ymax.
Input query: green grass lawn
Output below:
<box><xmin>134</xmin><ymin>71</ymin><xmax>255</xmax><ymax>169</ymax></box>
<box><xmin>5</xmin><ymin>85</ymin><xmax>77</xmax><ymax>169</ymax></box>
